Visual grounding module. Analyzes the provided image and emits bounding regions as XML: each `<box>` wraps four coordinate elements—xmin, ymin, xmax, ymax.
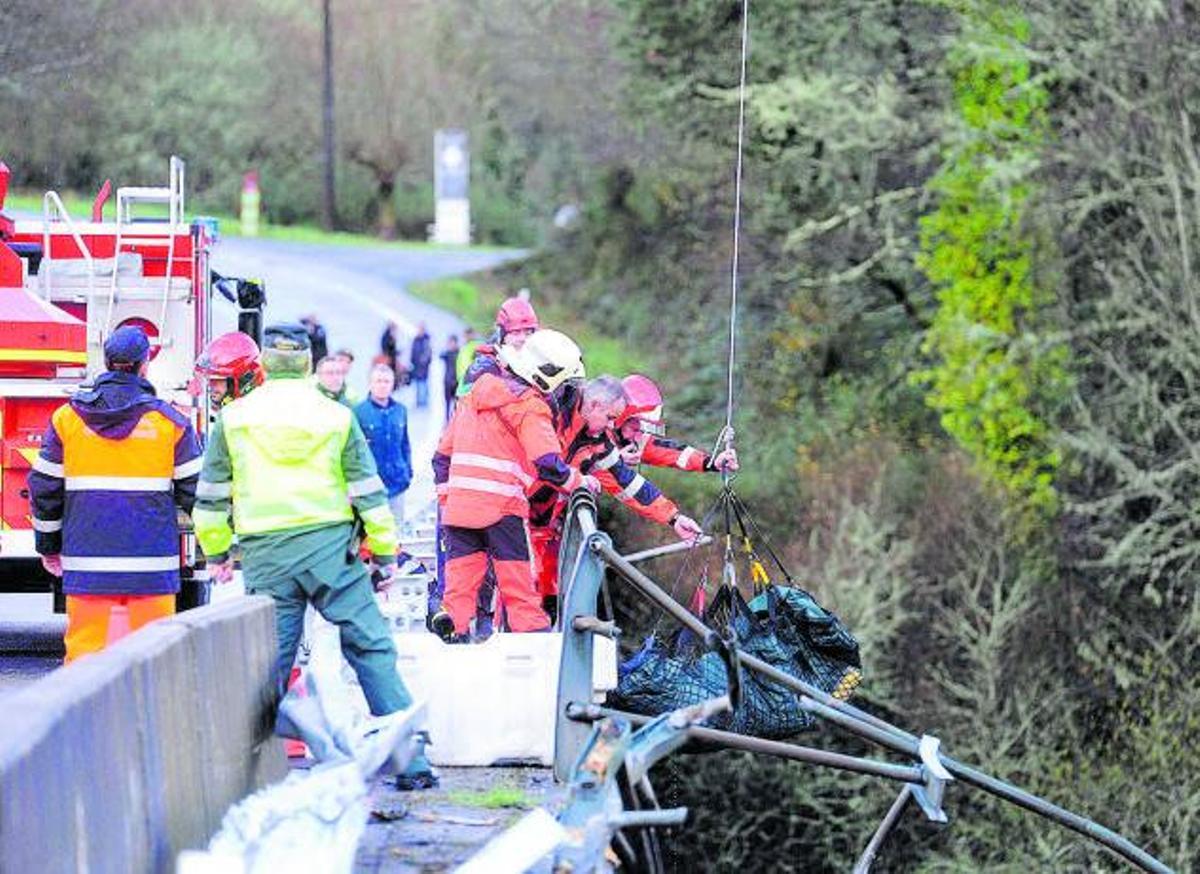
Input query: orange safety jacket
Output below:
<box><xmin>641</xmin><ymin>437</ymin><xmax>712</xmax><ymax>472</ymax></box>
<box><xmin>434</xmin><ymin>372</ymin><xmax>584</xmax><ymax>529</ymax></box>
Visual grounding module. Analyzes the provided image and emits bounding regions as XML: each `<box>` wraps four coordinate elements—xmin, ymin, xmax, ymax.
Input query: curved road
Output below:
<box><xmin>0</xmin><ymin>238</ymin><xmax>523</xmax><ymax>693</ymax></box>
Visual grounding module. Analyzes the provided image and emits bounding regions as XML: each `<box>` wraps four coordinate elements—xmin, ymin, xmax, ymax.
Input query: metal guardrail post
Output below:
<box><xmin>566</xmin><ymin>702</ymin><xmax>924</xmax><ymax>785</ymax></box>
<box><xmin>553</xmin><ymin>490</ymin><xmax>613</xmax><ymax>781</ymax></box>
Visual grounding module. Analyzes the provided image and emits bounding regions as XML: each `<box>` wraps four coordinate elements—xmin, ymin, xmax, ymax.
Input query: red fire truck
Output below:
<box><xmin>0</xmin><ymin>156</ymin><xmax>253</xmax><ymax>609</ymax></box>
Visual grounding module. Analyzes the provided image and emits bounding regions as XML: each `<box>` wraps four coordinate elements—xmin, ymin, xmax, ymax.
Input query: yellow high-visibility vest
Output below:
<box><xmin>221</xmin><ymin>379</ymin><xmax>354</xmax><ymax>535</ymax></box>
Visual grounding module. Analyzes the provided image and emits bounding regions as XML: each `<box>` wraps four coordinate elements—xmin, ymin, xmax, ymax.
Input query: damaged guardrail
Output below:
<box><xmin>536</xmin><ymin>489</ymin><xmax>1174</xmax><ymax>874</ymax></box>
<box><xmin>177</xmin><ymin>694</ymin><xmax>428</xmax><ymax>874</ymax></box>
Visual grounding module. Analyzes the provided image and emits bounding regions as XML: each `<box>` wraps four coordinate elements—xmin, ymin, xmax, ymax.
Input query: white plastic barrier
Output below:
<box><xmin>306</xmin><ymin>620</ymin><xmax>617</xmax><ymax>767</ymax></box>
<box><xmin>395</xmin><ymin>631</ymin><xmax>617</xmax><ymax>766</ymax></box>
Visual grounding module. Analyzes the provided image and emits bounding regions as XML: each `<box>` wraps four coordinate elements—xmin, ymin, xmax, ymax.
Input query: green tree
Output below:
<box><xmin>336</xmin><ymin>0</ymin><xmax>481</xmax><ymax>238</ymax></box>
<box><xmin>916</xmin><ymin>4</ymin><xmax>1067</xmax><ymax>514</ymax></box>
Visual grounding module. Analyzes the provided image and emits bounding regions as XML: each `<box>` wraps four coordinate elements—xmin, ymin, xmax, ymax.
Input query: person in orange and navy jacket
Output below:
<box><xmin>28</xmin><ymin>325</ymin><xmax>202</xmax><ymax>663</ymax></box>
<box><xmin>429</xmin><ymin>329</ymin><xmax>597</xmax><ymax>642</ymax></box>
<box><xmin>615</xmin><ymin>374</ymin><xmax>739</xmax><ymax>474</ymax></box>
<box><xmin>526</xmin><ymin>375</ymin><xmax>703</xmax><ymax>610</ymax></box>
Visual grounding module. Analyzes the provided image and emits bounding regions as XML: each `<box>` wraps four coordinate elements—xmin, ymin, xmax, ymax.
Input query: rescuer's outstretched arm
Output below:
<box><xmin>508</xmin><ymin>400</ymin><xmax>589</xmax><ymax>493</ymax></box>
<box><xmin>591</xmin><ymin>456</ymin><xmax>679</xmax><ymax>525</ymax></box>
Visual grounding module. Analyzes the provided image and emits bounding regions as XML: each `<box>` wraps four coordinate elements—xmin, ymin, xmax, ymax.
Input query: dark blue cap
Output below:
<box><xmin>104</xmin><ymin>325</ymin><xmax>151</xmax><ymax>368</ymax></box>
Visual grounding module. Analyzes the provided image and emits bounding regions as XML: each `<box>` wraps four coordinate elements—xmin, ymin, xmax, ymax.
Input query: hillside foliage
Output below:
<box><xmin>3</xmin><ymin>0</ymin><xmax>1198</xmax><ymax>868</ymax></box>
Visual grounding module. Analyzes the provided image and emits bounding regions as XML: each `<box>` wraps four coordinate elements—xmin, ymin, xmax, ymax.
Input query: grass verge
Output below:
<box><xmin>445</xmin><ymin>786</ymin><xmax>532</xmax><ymax>809</ymax></box>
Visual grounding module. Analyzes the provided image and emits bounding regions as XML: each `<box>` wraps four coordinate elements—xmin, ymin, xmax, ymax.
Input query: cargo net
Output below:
<box><xmin>609</xmin><ymin>583</ymin><xmax>861</xmax><ymax>739</ymax></box>
<box><xmin>607</xmin><ymin>489</ymin><xmax>862</xmax><ymax>740</ymax></box>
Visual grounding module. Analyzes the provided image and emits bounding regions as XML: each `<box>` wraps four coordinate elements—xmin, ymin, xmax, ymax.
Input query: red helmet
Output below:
<box><xmin>195</xmin><ymin>332</ymin><xmax>264</xmax><ymax>404</ymax></box>
<box><xmin>616</xmin><ymin>374</ymin><xmax>666</xmax><ymax>435</ymax></box>
<box><xmin>496</xmin><ymin>297</ymin><xmax>539</xmax><ymax>334</ymax></box>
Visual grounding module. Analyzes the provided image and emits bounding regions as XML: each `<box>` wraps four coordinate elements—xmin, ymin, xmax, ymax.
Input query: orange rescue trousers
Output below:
<box><xmin>64</xmin><ymin>593</ymin><xmax>176</xmax><ymax>663</ymax></box>
<box><xmin>443</xmin><ymin>514</ymin><xmax>549</xmax><ymax>635</ymax></box>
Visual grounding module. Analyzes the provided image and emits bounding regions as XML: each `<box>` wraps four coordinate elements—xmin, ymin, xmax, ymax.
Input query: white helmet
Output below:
<box><xmin>498</xmin><ymin>329</ymin><xmax>585</xmax><ymax>393</ymax></box>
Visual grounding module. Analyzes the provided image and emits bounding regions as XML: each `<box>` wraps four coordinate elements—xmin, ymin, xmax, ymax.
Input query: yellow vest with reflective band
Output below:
<box><xmin>221</xmin><ymin>379</ymin><xmax>354</xmax><ymax>535</ymax></box>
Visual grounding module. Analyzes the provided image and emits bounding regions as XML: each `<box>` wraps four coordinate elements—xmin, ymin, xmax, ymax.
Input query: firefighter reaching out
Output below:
<box><xmin>551</xmin><ymin>376</ymin><xmax>704</xmax><ymax>539</ymax></box>
<box><xmin>616</xmin><ymin>374</ymin><xmax>739</xmax><ymax>473</ymax></box>
<box><xmin>525</xmin><ymin>376</ymin><xmax>704</xmax><ymax>610</ymax></box>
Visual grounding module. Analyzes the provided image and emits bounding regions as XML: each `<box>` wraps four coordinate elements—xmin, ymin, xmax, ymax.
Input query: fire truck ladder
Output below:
<box><xmin>105</xmin><ymin>155</ymin><xmax>186</xmax><ymax>347</ymax></box>
<box><xmin>540</xmin><ymin>490</ymin><xmax>1175</xmax><ymax>874</ymax></box>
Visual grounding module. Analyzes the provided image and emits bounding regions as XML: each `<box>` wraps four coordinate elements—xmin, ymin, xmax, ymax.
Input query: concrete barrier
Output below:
<box><xmin>0</xmin><ymin>596</ymin><xmax>287</xmax><ymax>874</ymax></box>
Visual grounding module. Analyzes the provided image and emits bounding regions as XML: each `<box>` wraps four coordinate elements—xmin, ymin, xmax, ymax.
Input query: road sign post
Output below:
<box><xmin>432</xmin><ymin>129</ymin><xmax>470</xmax><ymax>245</ymax></box>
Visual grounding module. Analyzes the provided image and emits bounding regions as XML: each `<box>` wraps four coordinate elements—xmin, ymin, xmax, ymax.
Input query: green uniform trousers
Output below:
<box><xmin>241</xmin><ymin>523</ymin><xmax>410</xmax><ymax>716</ymax></box>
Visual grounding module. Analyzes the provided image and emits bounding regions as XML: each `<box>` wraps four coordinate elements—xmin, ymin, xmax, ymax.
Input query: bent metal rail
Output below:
<box><xmin>551</xmin><ymin>490</ymin><xmax>1174</xmax><ymax>874</ymax></box>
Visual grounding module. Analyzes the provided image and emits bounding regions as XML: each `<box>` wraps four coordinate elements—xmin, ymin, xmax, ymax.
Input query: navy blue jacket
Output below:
<box><xmin>28</xmin><ymin>372</ymin><xmax>202</xmax><ymax>595</ymax></box>
<box><xmin>410</xmin><ymin>333</ymin><xmax>432</xmax><ymax>381</ymax></box>
<box><xmin>354</xmin><ymin>396</ymin><xmax>412</xmax><ymax>497</ymax></box>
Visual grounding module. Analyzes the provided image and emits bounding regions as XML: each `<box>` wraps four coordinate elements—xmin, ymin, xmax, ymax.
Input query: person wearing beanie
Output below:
<box><xmin>28</xmin><ymin>325</ymin><xmax>203</xmax><ymax>662</ymax></box>
<box><xmin>192</xmin><ymin>323</ymin><xmax>437</xmax><ymax>789</ymax></box>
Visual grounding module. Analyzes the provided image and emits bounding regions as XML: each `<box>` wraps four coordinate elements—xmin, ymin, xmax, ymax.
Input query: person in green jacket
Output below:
<box><xmin>193</xmin><ymin>323</ymin><xmax>436</xmax><ymax>789</ymax></box>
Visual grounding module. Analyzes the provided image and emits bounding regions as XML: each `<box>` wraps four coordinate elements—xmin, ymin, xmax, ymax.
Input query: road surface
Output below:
<box><xmin>0</xmin><ymin>237</ymin><xmax>523</xmax><ymax>694</ymax></box>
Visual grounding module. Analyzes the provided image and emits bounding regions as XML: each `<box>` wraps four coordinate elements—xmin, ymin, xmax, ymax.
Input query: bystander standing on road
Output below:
<box><xmin>355</xmin><ymin>364</ymin><xmax>413</xmax><ymax>535</ymax></box>
<box><xmin>315</xmin><ymin>355</ymin><xmax>352</xmax><ymax>407</ymax></box>
<box><xmin>409</xmin><ymin>323</ymin><xmax>432</xmax><ymax>408</ymax></box>
<box><xmin>300</xmin><ymin>314</ymin><xmax>328</xmax><ymax>364</ymax></box>
<box><xmin>332</xmin><ymin>348</ymin><xmax>363</xmax><ymax>405</ymax></box>
<box><xmin>28</xmin><ymin>326</ymin><xmax>203</xmax><ymax>662</ymax></box>
<box><xmin>380</xmin><ymin>321</ymin><xmax>401</xmax><ymax>379</ymax></box>
<box><xmin>439</xmin><ymin>334</ymin><xmax>460</xmax><ymax>421</ymax></box>
<box><xmin>455</xmin><ymin>326</ymin><xmax>481</xmax><ymax>391</ymax></box>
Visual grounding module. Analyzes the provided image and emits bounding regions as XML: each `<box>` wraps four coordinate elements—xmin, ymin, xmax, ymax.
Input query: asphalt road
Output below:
<box><xmin>0</xmin><ymin>237</ymin><xmax>524</xmax><ymax>694</ymax></box>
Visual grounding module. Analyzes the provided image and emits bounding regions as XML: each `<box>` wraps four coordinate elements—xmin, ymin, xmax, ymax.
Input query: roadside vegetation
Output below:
<box><xmin>4</xmin><ymin>0</ymin><xmax>1197</xmax><ymax>869</ymax></box>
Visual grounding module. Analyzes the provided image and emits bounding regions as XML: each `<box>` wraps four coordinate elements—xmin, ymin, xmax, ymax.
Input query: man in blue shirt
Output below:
<box><xmin>355</xmin><ymin>363</ymin><xmax>412</xmax><ymax>535</ymax></box>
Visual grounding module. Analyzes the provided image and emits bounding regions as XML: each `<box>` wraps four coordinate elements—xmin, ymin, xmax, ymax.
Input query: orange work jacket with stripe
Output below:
<box><xmin>434</xmin><ymin>372</ymin><xmax>584</xmax><ymax>529</ymax></box>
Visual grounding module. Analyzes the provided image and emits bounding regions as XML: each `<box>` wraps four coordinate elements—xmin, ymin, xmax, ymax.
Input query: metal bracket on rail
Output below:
<box><xmin>912</xmin><ymin>734</ymin><xmax>952</xmax><ymax>823</ymax></box>
<box><xmin>620</xmin><ymin>535</ymin><xmax>713</xmax><ymax>565</ymax></box>
<box><xmin>625</xmin><ymin>695</ymin><xmax>731</xmax><ymax>784</ymax></box>
<box><xmin>573</xmin><ymin>615</ymin><xmax>621</xmax><ymax>640</ymax></box>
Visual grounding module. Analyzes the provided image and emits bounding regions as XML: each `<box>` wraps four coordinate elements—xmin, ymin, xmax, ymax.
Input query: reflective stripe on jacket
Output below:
<box><xmin>436</xmin><ymin>372</ymin><xmax>582</xmax><ymax>529</ymax></box>
<box><xmin>641</xmin><ymin>438</ymin><xmax>710</xmax><ymax>472</ymax></box>
<box><xmin>193</xmin><ymin>377</ymin><xmax>398</xmax><ymax>561</ymax></box>
<box><xmin>27</xmin><ymin>371</ymin><xmax>201</xmax><ymax>596</ymax></box>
